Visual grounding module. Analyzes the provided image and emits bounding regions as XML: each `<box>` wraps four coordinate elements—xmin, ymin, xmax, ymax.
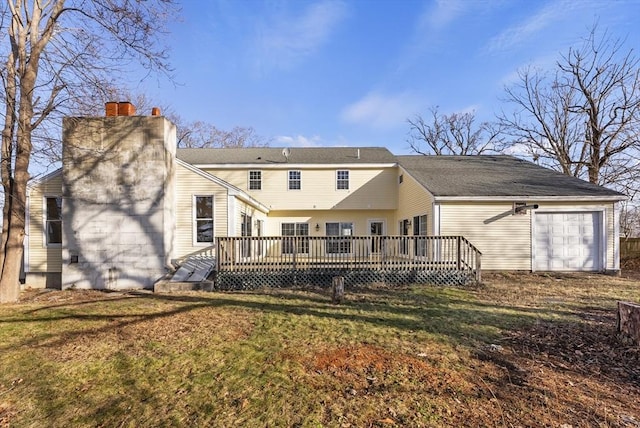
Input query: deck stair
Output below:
<box><xmin>170</xmin><ymin>256</ymin><xmax>216</xmax><ymax>282</ymax></box>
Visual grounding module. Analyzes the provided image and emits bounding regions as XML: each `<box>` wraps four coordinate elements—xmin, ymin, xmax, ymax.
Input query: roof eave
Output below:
<box><xmin>433</xmin><ymin>195</ymin><xmax>627</xmax><ymax>202</ymax></box>
<box><xmin>185</xmin><ymin>162</ymin><xmax>398</xmax><ymax>169</ymax></box>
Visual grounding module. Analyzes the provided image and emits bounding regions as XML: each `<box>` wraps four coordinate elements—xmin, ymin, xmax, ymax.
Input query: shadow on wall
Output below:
<box><xmin>61</xmin><ymin>108</ymin><xmax>176</xmax><ymax>290</ymax></box>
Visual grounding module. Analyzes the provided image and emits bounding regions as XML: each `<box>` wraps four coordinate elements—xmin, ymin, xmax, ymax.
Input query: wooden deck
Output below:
<box><xmin>211</xmin><ymin>236</ymin><xmax>482</xmax><ymax>288</ymax></box>
<box><xmin>171</xmin><ymin>236</ymin><xmax>481</xmax><ymax>289</ymax></box>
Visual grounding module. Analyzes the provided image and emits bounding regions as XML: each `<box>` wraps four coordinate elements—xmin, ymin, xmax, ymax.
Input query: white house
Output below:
<box><xmin>23</xmin><ymin>105</ymin><xmax>626</xmax><ymax>290</ymax></box>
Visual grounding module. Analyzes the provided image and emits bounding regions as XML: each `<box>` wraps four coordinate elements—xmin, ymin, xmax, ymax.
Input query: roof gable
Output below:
<box><xmin>176</xmin><ymin>159</ymin><xmax>269</xmax><ymax>212</ymax></box>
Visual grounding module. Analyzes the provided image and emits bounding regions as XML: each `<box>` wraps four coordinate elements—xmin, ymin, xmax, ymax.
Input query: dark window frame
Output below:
<box><xmin>45</xmin><ymin>196</ymin><xmax>62</xmax><ymax>246</ymax></box>
<box><xmin>194</xmin><ymin>195</ymin><xmax>214</xmax><ymax>244</ymax></box>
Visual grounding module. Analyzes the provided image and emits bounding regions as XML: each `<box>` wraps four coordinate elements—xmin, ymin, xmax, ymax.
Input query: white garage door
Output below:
<box><xmin>534</xmin><ymin>212</ymin><xmax>601</xmax><ymax>271</ymax></box>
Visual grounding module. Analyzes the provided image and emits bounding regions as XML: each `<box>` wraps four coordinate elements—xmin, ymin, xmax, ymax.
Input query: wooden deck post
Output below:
<box><xmin>332</xmin><ymin>276</ymin><xmax>344</xmax><ymax>304</ymax></box>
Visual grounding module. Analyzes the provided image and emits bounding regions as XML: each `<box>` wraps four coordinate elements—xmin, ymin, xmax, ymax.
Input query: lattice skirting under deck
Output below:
<box><xmin>215</xmin><ymin>268</ymin><xmax>475</xmax><ymax>290</ymax></box>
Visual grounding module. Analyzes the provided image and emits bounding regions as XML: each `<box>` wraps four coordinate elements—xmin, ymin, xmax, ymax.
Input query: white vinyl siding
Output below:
<box><xmin>176</xmin><ymin>163</ymin><xmax>228</xmax><ymax>258</ymax></box>
<box><xmin>202</xmin><ymin>167</ymin><xmax>397</xmax><ymax>210</ymax></box>
<box><xmin>27</xmin><ymin>174</ymin><xmax>63</xmax><ymax>273</ymax></box>
<box><xmin>396</xmin><ymin>169</ymin><xmax>434</xmax><ymax>235</ymax></box>
<box><xmin>439</xmin><ymin>202</ymin><xmax>532</xmax><ymax>270</ymax></box>
<box><xmin>439</xmin><ymin>201</ymin><xmax>617</xmax><ymax>272</ymax></box>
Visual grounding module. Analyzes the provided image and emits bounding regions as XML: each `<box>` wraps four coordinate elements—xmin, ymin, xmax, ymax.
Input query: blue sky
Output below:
<box><xmin>140</xmin><ymin>0</ymin><xmax>640</xmax><ymax>155</ymax></box>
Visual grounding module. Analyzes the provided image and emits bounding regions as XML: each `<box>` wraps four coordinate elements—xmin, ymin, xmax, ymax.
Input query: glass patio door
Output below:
<box><xmin>369</xmin><ymin>220</ymin><xmax>384</xmax><ymax>254</ymax></box>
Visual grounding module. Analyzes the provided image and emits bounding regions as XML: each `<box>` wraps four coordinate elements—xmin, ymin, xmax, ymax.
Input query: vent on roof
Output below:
<box><xmin>282</xmin><ymin>147</ymin><xmax>291</xmax><ymax>162</ymax></box>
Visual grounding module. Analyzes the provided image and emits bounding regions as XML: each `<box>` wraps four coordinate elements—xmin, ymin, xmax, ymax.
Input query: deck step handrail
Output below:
<box><xmin>172</xmin><ymin>245</ymin><xmax>216</xmax><ymax>268</ymax></box>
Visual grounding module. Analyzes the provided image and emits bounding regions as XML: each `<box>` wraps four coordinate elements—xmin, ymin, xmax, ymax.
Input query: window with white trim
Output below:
<box><xmin>45</xmin><ymin>196</ymin><xmax>62</xmax><ymax>245</ymax></box>
<box><xmin>249</xmin><ymin>170</ymin><xmax>262</xmax><ymax>190</ymax></box>
<box><xmin>336</xmin><ymin>170</ymin><xmax>349</xmax><ymax>190</ymax></box>
<box><xmin>281</xmin><ymin>222</ymin><xmax>309</xmax><ymax>254</ymax></box>
<box><xmin>326</xmin><ymin>222</ymin><xmax>353</xmax><ymax>254</ymax></box>
<box><xmin>194</xmin><ymin>195</ymin><xmax>214</xmax><ymax>243</ymax></box>
<box><xmin>288</xmin><ymin>170</ymin><xmax>301</xmax><ymax>190</ymax></box>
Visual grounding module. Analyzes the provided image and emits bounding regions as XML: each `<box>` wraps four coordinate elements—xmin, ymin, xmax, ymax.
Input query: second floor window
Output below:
<box><xmin>249</xmin><ymin>170</ymin><xmax>261</xmax><ymax>190</ymax></box>
<box><xmin>337</xmin><ymin>170</ymin><xmax>349</xmax><ymax>190</ymax></box>
<box><xmin>288</xmin><ymin>170</ymin><xmax>301</xmax><ymax>190</ymax></box>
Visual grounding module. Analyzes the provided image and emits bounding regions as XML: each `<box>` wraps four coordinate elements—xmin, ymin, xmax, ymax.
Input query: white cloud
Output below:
<box><xmin>341</xmin><ymin>91</ymin><xmax>423</xmax><ymax>129</ymax></box>
<box><xmin>394</xmin><ymin>0</ymin><xmax>478</xmax><ymax>73</ymax></box>
<box><xmin>274</xmin><ymin>134</ymin><xmax>324</xmax><ymax>147</ymax></box>
<box><xmin>255</xmin><ymin>0</ymin><xmax>347</xmax><ymax>72</ymax></box>
<box><xmin>420</xmin><ymin>0</ymin><xmax>466</xmax><ymax>31</ymax></box>
<box><xmin>498</xmin><ymin>52</ymin><xmax>560</xmax><ymax>87</ymax></box>
<box><xmin>484</xmin><ymin>1</ymin><xmax>579</xmax><ymax>55</ymax></box>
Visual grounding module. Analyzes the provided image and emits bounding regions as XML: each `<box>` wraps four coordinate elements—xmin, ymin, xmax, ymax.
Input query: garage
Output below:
<box><xmin>534</xmin><ymin>211</ymin><xmax>602</xmax><ymax>271</ymax></box>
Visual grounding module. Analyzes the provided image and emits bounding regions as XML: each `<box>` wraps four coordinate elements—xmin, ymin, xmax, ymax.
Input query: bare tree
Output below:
<box><xmin>620</xmin><ymin>202</ymin><xmax>640</xmax><ymax>238</ymax></box>
<box><xmin>499</xmin><ymin>27</ymin><xmax>640</xmax><ymax>194</ymax></box>
<box><xmin>407</xmin><ymin>106</ymin><xmax>504</xmax><ymax>155</ymax></box>
<box><xmin>0</xmin><ymin>1</ymin><xmax>177</xmax><ymax>303</ymax></box>
<box><xmin>173</xmin><ymin>115</ymin><xmax>270</xmax><ymax>149</ymax></box>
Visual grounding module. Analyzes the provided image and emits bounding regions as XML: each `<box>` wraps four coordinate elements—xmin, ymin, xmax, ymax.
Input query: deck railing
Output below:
<box><xmin>215</xmin><ymin>235</ymin><xmax>481</xmax><ymax>283</ymax></box>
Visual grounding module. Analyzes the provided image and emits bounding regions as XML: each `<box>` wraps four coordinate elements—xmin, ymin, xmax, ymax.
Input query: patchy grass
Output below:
<box><xmin>1</xmin><ymin>273</ymin><xmax>639</xmax><ymax>427</ymax></box>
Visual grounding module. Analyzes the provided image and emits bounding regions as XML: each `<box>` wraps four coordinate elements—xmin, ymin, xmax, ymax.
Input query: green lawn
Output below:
<box><xmin>1</xmin><ymin>273</ymin><xmax>639</xmax><ymax>427</ymax></box>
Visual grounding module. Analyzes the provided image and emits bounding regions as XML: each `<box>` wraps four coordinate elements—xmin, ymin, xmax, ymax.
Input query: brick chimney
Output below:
<box><xmin>105</xmin><ymin>101</ymin><xmax>137</xmax><ymax>117</ymax></box>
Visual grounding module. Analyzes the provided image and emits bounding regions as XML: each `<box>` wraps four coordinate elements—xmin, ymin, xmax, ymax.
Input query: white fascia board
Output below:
<box><xmin>191</xmin><ymin>163</ymin><xmax>397</xmax><ymax>170</ymax></box>
<box><xmin>27</xmin><ymin>168</ymin><xmax>62</xmax><ymax>189</ymax></box>
<box><xmin>433</xmin><ymin>195</ymin><xmax>627</xmax><ymax>202</ymax></box>
<box><xmin>228</xmin><ymin>190</ymin><xmax>270</xmax><ymax>214</ymax></box>
<box><xmin>177</xmin><ymin>158</ymin><xmax>270</xmax><ymax>214</ymax></box>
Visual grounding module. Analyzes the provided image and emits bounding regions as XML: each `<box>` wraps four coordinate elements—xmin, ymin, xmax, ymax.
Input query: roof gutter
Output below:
<box><xmin>187</xmin><ymin>163</ymin><xmax>397</xmax><ymax>169</ymax></box>
<box><xmin>433</xmin><ymin>195</ymin><xmax>627</xmax><ymax>202</ymax></box>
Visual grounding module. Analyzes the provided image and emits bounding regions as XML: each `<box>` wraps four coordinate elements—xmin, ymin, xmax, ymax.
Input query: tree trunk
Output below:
<box><xmin>617</xmin><ymin>301</ymin><xmax>640</xmax><ymax>345</ymax></box>
<box><xmin>332</xmin><ymin>276</ymin><xmax>345</xmax><ymax>304</ymax></box>
<box><xmin>0</xmin><ymin>23</ymin><xmax>35</xmax><ymax>302</ymax></box>
<box><xmin>0</xmin><ymin>206</ymin><xmax>24</xmax><ymax>303</ymax></box>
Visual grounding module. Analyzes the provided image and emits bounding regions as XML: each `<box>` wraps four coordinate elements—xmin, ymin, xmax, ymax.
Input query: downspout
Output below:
<box><xmin>432</xmin><ymin>202</ymin><xmax>440</xmax><ymax>236</ymax></box>
<box><xmin>227</xmin><ymin>194</ymin><xmax>236</xmax><ymax>236</ymax></box>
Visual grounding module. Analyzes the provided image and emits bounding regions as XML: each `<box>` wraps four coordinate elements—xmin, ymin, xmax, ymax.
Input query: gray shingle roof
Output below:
<box><xmin>176</xmin><ymin>147</ymin><xmax>397</xmax><ymax>165</ymax></box>
<box><xmin>397</xmin><ymin>155</ymin><xmax>625</xmax><ymax>198</ymax></box>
